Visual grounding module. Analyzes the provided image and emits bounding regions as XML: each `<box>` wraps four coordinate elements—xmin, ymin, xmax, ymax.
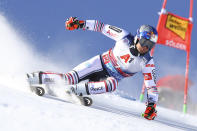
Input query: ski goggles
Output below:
<box><xmin>139</xmin><ymin>37</ymin><xmax>155</xmax><ymax>50</ymax></box>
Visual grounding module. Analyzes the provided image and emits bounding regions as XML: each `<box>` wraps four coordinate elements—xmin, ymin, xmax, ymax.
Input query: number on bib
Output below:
<box><xmin>120</xmin><ymin>54</ymin><xmax>130</xmax><ymax>63</ymax></box>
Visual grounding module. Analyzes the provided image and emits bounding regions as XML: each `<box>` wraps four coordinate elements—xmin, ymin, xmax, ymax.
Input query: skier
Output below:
<box><xmin>27</xmin><ymin>17</ymin><xmax>158</xmax><ymax>120</ymax></box>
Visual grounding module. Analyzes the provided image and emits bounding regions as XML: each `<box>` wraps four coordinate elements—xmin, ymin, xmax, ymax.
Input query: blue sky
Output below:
<box><xmin>0</xmin><ymin>0</ymin><xmax>197</xmax><ymax>101</ymax></box>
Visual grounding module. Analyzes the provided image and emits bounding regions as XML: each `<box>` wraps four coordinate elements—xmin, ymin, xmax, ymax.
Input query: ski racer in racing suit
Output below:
<box><xmin>27</xmin><ymin>17</ymin><xmax>158</xmax><ymax>120</ymax></box>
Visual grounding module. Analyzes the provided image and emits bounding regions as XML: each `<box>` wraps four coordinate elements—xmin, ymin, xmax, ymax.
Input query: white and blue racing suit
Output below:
<box><xmin>73</xmin><ymin>20</ymin><xmax>158</xmax><ymax>103</ymax></box>
<box><xmin>37</xmin><ymin>20</ymin><xmax>158</xmax><ymax>103</ymax></box>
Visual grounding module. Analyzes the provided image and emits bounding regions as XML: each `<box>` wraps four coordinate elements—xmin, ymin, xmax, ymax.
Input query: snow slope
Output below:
<box><xmin>0</xmin><ymin>13</ymin><xmax>197</xmax><ymax>131</ymax></box>
<box><xmin>1</xmin><ymin>85</ymin><xmax>197</xmax><ymax>131</ymax></box>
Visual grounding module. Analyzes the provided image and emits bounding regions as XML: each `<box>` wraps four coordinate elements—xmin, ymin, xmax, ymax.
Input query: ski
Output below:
<box><xmin>26</xmin><ymin>74</ymin><xmax>93</xmax><ymax>106</ymax></box>
<box><xmin>30</xmin><ymin>86</ymin><xmax>45</xmax><ymax>96</ymax></box>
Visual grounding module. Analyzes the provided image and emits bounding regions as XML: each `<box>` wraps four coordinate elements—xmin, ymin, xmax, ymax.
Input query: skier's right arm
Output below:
<box><xmin>65</xmin><ymin>17</ymin><xmax>129</xmax><ymax>41</ymax></box>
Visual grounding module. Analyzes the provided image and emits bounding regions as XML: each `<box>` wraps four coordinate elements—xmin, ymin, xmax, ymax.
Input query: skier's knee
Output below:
<box><xmin>64</xmin><ymin>70</ymin><xmax>79</xmax><ymax>85</ymax></box>
<box><xmin>106</xmin><ymin>77</ymin><xmax>118</xmax><ymax>92</ymax></box>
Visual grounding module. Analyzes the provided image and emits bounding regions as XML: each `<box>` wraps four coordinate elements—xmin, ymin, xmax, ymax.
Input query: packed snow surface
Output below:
<box><xmin>0</xmin><ymin>85</ymin><xmax>197</xmax><ymax>131</ymax></box>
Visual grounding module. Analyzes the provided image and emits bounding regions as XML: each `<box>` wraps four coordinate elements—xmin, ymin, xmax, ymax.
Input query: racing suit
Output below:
<box><xmin>40</xmin><ymin>20</ymin><xmax>158</xmax><ymax>103</ymax></box>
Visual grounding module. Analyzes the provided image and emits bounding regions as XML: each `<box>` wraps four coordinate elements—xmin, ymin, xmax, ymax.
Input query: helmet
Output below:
<box><xmin>135</xmin><ymin>25</ymin><xmax>158</xmax><ymax>51</ymax></box>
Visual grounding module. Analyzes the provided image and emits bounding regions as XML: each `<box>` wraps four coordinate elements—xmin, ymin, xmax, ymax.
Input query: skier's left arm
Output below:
<box><xmin>142</xmin><ymin>58</ymin><xmax>158</xmax><ymax>120</ymax></box>
<box><xmin>65</xmin><ymin>17</ymin><xmax>129</xmax><ymax>41</ymax></box>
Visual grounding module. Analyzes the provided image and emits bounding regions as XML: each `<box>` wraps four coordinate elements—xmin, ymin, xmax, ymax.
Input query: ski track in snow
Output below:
<box><xmin>1</xmin><ymin>86</ymin><xmax>197</xmax><ymax>131</ymax></box>
<box><xmin>0</xmin><ymin>87</ymin><xmax>180</xmax><ymax>131</ymax></box>
<box><xmin>92</xmin><ymin>103</ymin><xmax>197</xmax><ymax>131</ymax></box>
<box><xmin>45</xmin><ymin>92</ymin><xmax>197</xmax><ymax>131</ymax></box>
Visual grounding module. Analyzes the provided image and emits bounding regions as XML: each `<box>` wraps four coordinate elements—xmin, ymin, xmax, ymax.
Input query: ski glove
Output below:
<box><xmin>65</xmin><ymin>17</ymin><xmax>84</xmax><ymax>30</ymax></box>
<box><xmin>143</xmin><ymin>103</ymin><xmax>157</xmax><ymax>120</ymax></box>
